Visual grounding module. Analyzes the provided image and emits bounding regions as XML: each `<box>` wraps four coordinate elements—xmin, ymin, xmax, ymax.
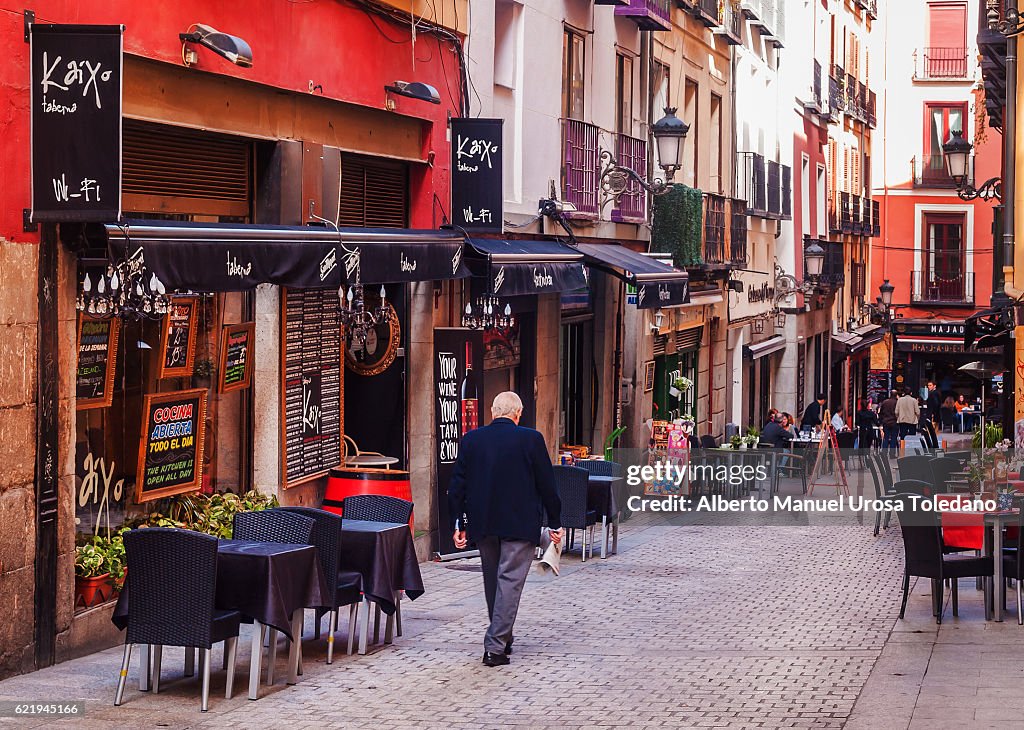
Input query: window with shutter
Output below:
<box><xmin>122</xmin><ymin>118</ymin><xmax>252</xmax><ymax>218</ymax></box>
<box><xmin>338</xmin><ymin>154</ymin><xmax>409</xmax><ymax>228</ymax></box>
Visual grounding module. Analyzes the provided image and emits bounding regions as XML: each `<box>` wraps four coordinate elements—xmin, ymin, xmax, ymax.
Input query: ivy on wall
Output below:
<box><xmin>651</xmin><ymin>184</ymin><xmax>704</xmax><ymax>267</ymax></box>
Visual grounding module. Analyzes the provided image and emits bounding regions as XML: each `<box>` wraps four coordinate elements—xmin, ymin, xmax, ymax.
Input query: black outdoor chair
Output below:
<box><xmin>341</xmin><ymin>494</ymin><xmax>414</xmax><ymax>524</ymax></box>
<box><xmin>340</xmin><ymin>495</ymin><xmax>414</xmax><ymax>646</ymax></box>
<box><xmin>575</xmin><ymin>459</ymin><xmax>622</xmax><ymax>478</ymax></box>
<box><xmin>944</xmin><ymin>450</ymin><xmax>972</xmax><ymax>465</ymax></box>
<box><xmin>930</xmin><ymin>457</ymin><xmax>965</xmax><ymax>493</ymax></box>
<box><xmin>699</xmin><ymin>434</ymin><xmax>719</xmax><ymax>449</ymax></box>
<box><xmin>866</xmin><ymin>453</ymin><xmax>896</xmax><ymax>537</ymax></box>
<box><xmin>922</xmin><ymin>421</ymin><xmax>939</xmax><ymax>450</ymax></box>
<box><xmin>939</xmin><ymin>407</ymin><xmax>957</xmax><ymax>432</ymax></box>
<box><xmin>755</xmin><ymin>443</ymin><xmax>807</xmax><ymax>496</ymax></box>
<box><xmin>1000</xmin><ymin>499</ymin><xmax>1024</xmax><ymax>624</ymax></box>
<box><xmin>277</xmin><ymin>507</ymin><xmax>363</xmax><ymax>661</ymax></box>
<box><xmin>232</xmin><ymin>510</ymin><xmax>314</xmax><ymax>684</ymax></box>
<box><xmin>233</xmin><ymin>509</ymin><xmax>315</xmax><ymax>545</ymax></box>
<box><xmin>836</xmin><ymin>431</ymin><xmax>857</xmax><ymax>470</ymax></box>
<box><xmin>892</xmin><ymin>493</ymin><xmax>993</xmax><ymax>624</ymax></box>
<box><xmin>897</xmin><ymin>455</ymin><xmax>935</xmax><ymax>485</ymax></box>
<box><xmin>892</xmin><ymin>478</ymin><xmax>934</xmax><ymax>499</ymax></box>
<box><xmin>553</xmin><ymin>465</ymin><xmax>598</xmax><ymax>562</ymax></box>
<box><xmin>115</xmin><ymin>528</ymin><xmax>242</xmax><ymax>712</ymax></box>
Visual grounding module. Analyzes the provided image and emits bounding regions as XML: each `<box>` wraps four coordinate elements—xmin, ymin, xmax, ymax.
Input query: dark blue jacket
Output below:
<box><xmin>448</xmin><ymin>418</ymin><xmax>562</xmax><ymax>544</ymax></box>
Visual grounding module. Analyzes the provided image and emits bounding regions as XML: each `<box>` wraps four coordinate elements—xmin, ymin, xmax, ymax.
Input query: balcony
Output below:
<box><xmin>764</xmin><ymin>0</ymin><xmax>784</xmax><ymax>47</ymax></box>
<box><xmin>871</xmin><ymin>199</ymin><xmax>880</xmax><ymax>237</ymax></box>
<box><xmin>804</xmin><ymin>59</ymin><xmax>824</xmax><ymax>113</ymax></box>
<box><xmin>703</xmin><ymin>193</ymin><xmax>727</xmax><ymax>265</ymax></box>
<box><xmin>806</xmin><ymin>237</ymin><xmax>845</xmax><ymax>288</ymax></box>
<box><xmin>561</xmin><ymin>118</ymin><xmax>600</xmax><ymax>218</ymax></box>
<box><xmin>827</xmin><ymin>66</ymin><xmax>845</xmax><ymax>122</ymax></box>
<box><xmin>615</xmin><ymin>0</ymin><xmax>672</xmax><ymax>31</ymax></box>
<box><xmin>839</xmin><ymin>192</ymin><xmax>854</xmax><ymax>234</ymax></box>
<box><xmin>845</xmin><ymin>75</ymin><xmax>859</xmax><ymax>118</ymax></box>
<box><xmin>912</xmin><ymin>155</ymin><xmax>957</xmax><ymax>188</ymax></box>
<box><xmin>730</xmin><ymin>198</ymin><xmax>748</xmax><ymax>265</ymax></box>
<box><xmin>714</xmin><ymin>0</ymin><xmax>744</xmax><ymax>45</ymax></box>
<box><xmin>610</xmin><ymin>133</ymin><xmax>647</xmax><ymax>223</ymax></box>
<box><xmin>911</xmin><ymin>269</ymin><xmax>975</xmax><ymax>305</ymax></box>
<box><xmin>866</xmin><ymin>89</ymin><xmax>877</xmax><ymax>128</ymax></box>
<box><xmin>684</xmin><ymin>0</ymin><xmax>720</xmax><ymax>27</ymax></box>
<box><xmin>594</xmin><ymin>0</ymin><xmax>630</xmax><ymax>5</ymax></box>
<box><xmin>914</xmin><ymin>47</ymin><xmax>969</xmax><ymax>80</ymax></box>
<box><xmin>781</xmin><ymin>165</ymin><xmax>791</xmax><ymax>219</ymax></box>
<box><xmin>859</xmin><ymin>0</ymin><xmax>878</xmax><ymax>19</ymax></box>
<box><xmin>851</xmin><ymin>195</ymin><xmax>862</xmax><ymax>235</ymax></box>
<box><xmin>736</xmin><ymin>152</ymin><xmax>767</xmax><ymax>216</ymax></box>
<box><xmin>767</xmin><ymin>160</ymin><xmax>781</xmax><ymax>217</ymax></box>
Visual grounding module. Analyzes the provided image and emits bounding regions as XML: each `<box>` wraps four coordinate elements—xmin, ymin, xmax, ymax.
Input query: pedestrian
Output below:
<box><xmin>855</xmin><ymin>398</ymin><xmax>878</xmax><ymax>451</ymax></box>
<box><xmin>896</xmin><ymin>389</ymin><xmax>920</xmax><ymax>440</ymax></box>
<box><xmin>448</xmin><ymin>391</ymin><xmax>564</xmax><ymax>667</ymax></box>
<box><xmin>925</xmin><ymin>381</ymin><xmax>942</xmax><ymax>426</ymax></box>
<box><xmin>801</xmin><ymin>393</ymin><xmax>826</xmax><ymax>431</ymax></box>
<box><xmin>879</xmin><ymin>390</ymin><xmax>899</xmax><ymax>455</ymax></box>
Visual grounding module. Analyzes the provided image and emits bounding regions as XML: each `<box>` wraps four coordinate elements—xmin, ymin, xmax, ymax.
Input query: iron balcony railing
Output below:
<box><xmin>696</xmin><ymin>0</ymin><xmax>719</xmax><ymax>25</ymax></box>
<box><xmin>866</xmin><ymin>89</ymin><xmax>877</xmax><ymax>128</ymax></box>
<box><xmin>828</xmin><ymin>66</ymin><xmax>845</xmax><ymax>121</ymax></box>
<box><xmin>781</xmin><ymin>165</ymin><xmax>792</xmax><ymax>219</ymax></box>
<box><xmin>614</xmin><ymin>0</ymin><xmax>672</xmax><ymax>30</ymax></box>
<box><xmin>810</xmin><ymin>59</ymin><xmax>823</xmax><ymax>110</ymax></box>
<box><xmin>561</xmin><ymin>118</ymin><xmax>600</xmax><ymax>217</ymax></box>
<box><xmin>911</xmin><ymin>155</ymin><xmax>957</xmax><ymax>188</ymax></box>
<box><xmin>737</xmin><ymin>152</ymin><xmax>767</xmax><ymax>216</ymax></box>
<box><xmin>871</xmin><ymin>199</ymin><xmax>880</xmax><ymax>237</ymax></box>
<box><xmin>767</xmin><ymin>160</ymin><xmax>781</xmax><ymax>217</ymax></box>
<box><xmin>611</xmin><ymin>133</ymin><xmax>647</xmax><ymax>223</ymax></box>
<box><xmin>730</xmin><ymin>198</ymin><xmax>748</xmax><ymax>265</ymax></box>
<box><xmin>840</xmin><ymin>192</ymin><xmax>853</xmax><ymax>234</ymax></box>
<box><xmin>851</xmin><ymin>194</ymin><xmax>862</xmax><ymax>235</ymax></box>
<box><xmin>911</xmin><ymin>269</ymin><xmax>975</xmax><ymax>305</ymax></box>
<box><xmin>845</xmin><ymin>74</ymin><xmax>859</xmax><ymax>118</ymax></box>
<box><xmin>703</xmin><ymin>193</ymin><xmax>727</xmax><ymax>264</ymax></box>
<box><xmin>717</xmin><ymin>0</ymin><xmax>743</xmax><ymax>45</ymax></box>
<box><xmin>916</xmin><ymin>47</ymin><xmax>969</xmax><ymax>79</ymax></box>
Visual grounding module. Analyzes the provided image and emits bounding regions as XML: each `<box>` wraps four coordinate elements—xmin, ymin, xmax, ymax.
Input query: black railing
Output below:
<box><xmin>871</xmin><ymin>199</ymin><xmax>880</xmax><ymax>237</ymax></box>
<box><xmin>781</xmin><ymin>165</ymin><xmax>792</xmax><ymax>219</ymax></box>
<box><xmin>867</xmin><ymin>90</ymin><xmax>877</xmax><ymax>128</ymax></box>
<box><xmin>737</xmin><ymin>152</ymin><xmax>767</xmax><ymax>215</ymax></box>
<box><xmin>851</xmin><ymin>195</ymin><xmax>862</xmax><ymax>234</ymax></box>
<box><xmin>806</xmin><ymin>237</ymin><xmax>845</xmax><ymax>287</ymax></box>
<box><xmin>703</xmin><ymin>193</ymin><xmax>727</xmax><ymax>264</ymax></box>
<box><xmin>911</xmin><ymin>269</ymin><xmax>974</xmax><ymax>304</ymax></box>
<box><xmin>767</xmin><ymin>160</ymin><xmax>781</xmax><ymax>217</ymax></box>
<box><xmin>811</xmin><ymin>59</ymin><xmax>822</xmax><ymax>109</ymax></box>
<box><xmin>846</xmin><ymin>74</ymin><xmax>858</xmax><ymax>117</ymax></box>
<box><xmin>828</xmin><ymin>66</ymin><xmax>845</xmax><ymax>119</ymax></box>
<box><xmin>730</xmin><ymin>198</ymin><xmax>748</xmax><ymax>265</ymax></box>
<box><xmin>840</xmin><ymin>192</ymin><xmax>853</xmax><ymax>234</ymax></box>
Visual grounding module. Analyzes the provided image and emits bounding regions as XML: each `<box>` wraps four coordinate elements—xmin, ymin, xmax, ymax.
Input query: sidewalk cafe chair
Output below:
<box><xmin>892</xmin><ymin>493</ymin><xmax>993</xmax><ymax>625</ymax></box>
<box><xmin>553</xmin><ymin>465</ymin><xmax>598</xmax><ymax>562</ymax></box>
<box><xmin>929</xmin><ymin>457</ymin><xmax>964</xmax><ymax>493</ymax></box>
<box><xmin>115</xmin><ymin>528</ymin><xmax>241</xmax><ymax>712</ymax></box>
<box><xmin>897</xmin><ymin>455</ymin><xmax>934</xmax><ymax>484</ymax></box>
<box><xmin>866</xmin><ymin>454</ymin><xmax>895</xmax><ymax>537</ymax></box>
<box><xmin>277</xmin><ymin>506</ymin><xmax>363</xmax><ymax>660</ymax></box>
<box><xmin>999</xmin><ymin>498</ymin><xmax>1024</xmax><ymax>624</ymax></box>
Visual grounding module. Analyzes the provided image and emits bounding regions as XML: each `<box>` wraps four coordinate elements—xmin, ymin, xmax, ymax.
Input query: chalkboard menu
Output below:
<box><xmin>158</xmin><ymin>297</ymin><xmax>198</xmax><ymax>378</ymax></box>
<box><xmin>219</xmin><ymin>322</ymin><xmax>254</xmax><ymax>393</ymax></box>
<box><xmin>136</xmin><ymin>388</ymin><xmax>207</xmax><ymax>502</ymax></box>
<box><xmin>30</xmin><ymin>24</ymin><xmax>123</xmax><ymax>222</ymax></box>
<box><xmin>76</xmin><ymin>314</ymin><xmax>120</xmax><ymax>410</ymax></box>
<box><xmin>281</xmin><ymin>289</ymin><xmax>342</xmax><ymax>487</ymax></box>
<box><xmin>450</xmin><ymin>118</ymin><xmax>503</xmax><ymax>232</ymax></box>
<box><xmin>867</xmin><ymin>369</ymin><xmax>893</xmax><ymax>405</ymax></box>
<box><xmin>433</xmin><ymin>328</ymin><xmax>483</xmax><ymax>556</ymax></box>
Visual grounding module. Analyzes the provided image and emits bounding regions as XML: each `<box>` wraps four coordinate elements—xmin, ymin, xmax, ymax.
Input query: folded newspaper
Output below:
<box><xmin>535</xmin><ymin>528</ymin><xmax>562</xmax><ymax>576</ymax></box>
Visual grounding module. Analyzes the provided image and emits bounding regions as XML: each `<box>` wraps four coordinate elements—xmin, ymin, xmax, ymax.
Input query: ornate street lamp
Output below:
<box><xmin>879</xmin><ymin>279</ymin><xmax>895</xmax><ymax>308</ymax></box>
<box><xmin>803</xmin><ymin>241</ymin><xmax>826</xmax><ymax>279</ymax></box>
<box><xmin>599</xmin><ymin>107</ymin><xmax>690</xmax><ymax>199</ymax></box>
<box><xmin>942</xmin><ymin>128</ymin><xmax>1002</xmax><ymax>201</ymax></box>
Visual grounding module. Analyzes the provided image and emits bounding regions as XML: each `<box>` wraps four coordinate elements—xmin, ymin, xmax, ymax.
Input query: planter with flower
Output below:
<box><xmin>668</xmin><ymin>375</ymin><xmax>692</xmax><ymax>400</ymax></box>
<box><xmin>74</xmin><ymin>531</ymin><xmax>126</xmax><ymax>610</ymax></box>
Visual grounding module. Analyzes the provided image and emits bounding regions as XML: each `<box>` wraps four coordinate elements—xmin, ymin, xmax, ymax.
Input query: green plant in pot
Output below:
<box><xmin>729</xmin><ymin>434</ymin><xmax>743</xmax><ymax>450</ymax></box>
<box><xmin>74</xmin><ymin>533</ymin><xmax>125</xmax><ymax>610</ymax></box>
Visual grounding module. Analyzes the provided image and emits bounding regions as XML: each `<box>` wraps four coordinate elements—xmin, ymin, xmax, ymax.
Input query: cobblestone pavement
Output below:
<box><xmin>0</xmin><ymin>475</ymin><xmax>912</xmax><ymax>729</ymax></box>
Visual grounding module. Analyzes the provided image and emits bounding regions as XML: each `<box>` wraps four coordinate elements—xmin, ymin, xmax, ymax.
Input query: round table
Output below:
<box><xmin>344</xmin><ymin>454</ymin><xmax>400</xmax><ymax>468</ymax></box>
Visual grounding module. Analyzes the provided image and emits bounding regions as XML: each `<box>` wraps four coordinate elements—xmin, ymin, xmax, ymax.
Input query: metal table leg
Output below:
<box><xmin>286</xmin><ymin>611</ymin><xmax>302</xmax><ymax>685</ymax></box>
<box><xmin>600</xmin><ymin>515</ymin><xmax>608</xmax><ymax>559</ymax></box>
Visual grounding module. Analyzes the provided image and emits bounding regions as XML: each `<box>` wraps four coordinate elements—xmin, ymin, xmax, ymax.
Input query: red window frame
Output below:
<box><xmin>922</xmin><ymin>102</ymin><xmax>968</xmax><ymax>159</ymax></box>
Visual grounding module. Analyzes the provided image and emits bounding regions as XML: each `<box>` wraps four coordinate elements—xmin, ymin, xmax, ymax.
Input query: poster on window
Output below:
<box><xmin>219</xmin><ymin>322</ymin><xmax>254</xmax><ymax>392</ymax></box>
<box><xmin>76</xmin><ymin>314</ymin><xmax>119</xmax><ymax>410</ymax></box>
<box><xmin>434</xmin><ymin>328</ymin><xmax>483</xmax><ymax>557</ymax></box>
<box><xmin>136</xmin><ymin>388</ymin><xmax>207</xmax><ymax>502</ymax></box>
<box><xmin>158</xmin><ymin>297</ymin><xmax>198</xmax><ymax>378</ymax></box>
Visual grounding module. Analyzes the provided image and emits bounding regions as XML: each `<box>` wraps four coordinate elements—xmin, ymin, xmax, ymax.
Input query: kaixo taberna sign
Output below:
<box><xmin>30</xmin><ymin>24</ymin><xmax>123</xmax><ymax>222</ymax></box>
<box><xmin>450</xmin><ymin>118</ymin><xmax>503</xmax><ymax>232</ymax></box>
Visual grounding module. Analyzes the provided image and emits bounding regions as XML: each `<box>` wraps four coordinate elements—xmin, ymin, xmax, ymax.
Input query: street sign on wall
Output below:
<box><xmin>450</xmin><ymin>118</ymin><xmax>503</xmax><ymax>232</ymax></box>
<box><xmin>30</xmin><ymin>24</ymin><xmax>123</xmax><ymax>222</ymax></box>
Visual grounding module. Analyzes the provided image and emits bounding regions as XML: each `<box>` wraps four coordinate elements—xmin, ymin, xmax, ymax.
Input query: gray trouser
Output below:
<box><xmin>477</xmin><ymin>536</ymin><xmax>534</xmax><ymax>654</ymax></box>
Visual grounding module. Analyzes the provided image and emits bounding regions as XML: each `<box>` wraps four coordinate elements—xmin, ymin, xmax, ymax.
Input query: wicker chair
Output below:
<box><xmin>231</xmin><ymin>509</ymin><xmax>314</xmax><ymax>687</ymax></box>
<box><xmin>575</xmin><ymin>460</ymin><xmax>624</xmax><ymax>554</ymax></box>
<box><xmin>341</xmin><ymin>494</ymin><xmax>414</xmax><ymax>524</ymax></box>
<box><xmin>340</xmin><ymin>495</ymin><xmax>415</xmax><ymax>648</ymax></box>
<box><xmin>277</xmin><ymin>507</ymin><xmax>363</xmax><ymax>661</ymax></box>
<box><xmin>553</xmin><ymin>465</ymin><xmax>598</xmax><ymax>562</ymax></box>
<box><xmin>115</xmin><ymin>528</ymin><xmax>241</xmax><ymax>712</ymax></box>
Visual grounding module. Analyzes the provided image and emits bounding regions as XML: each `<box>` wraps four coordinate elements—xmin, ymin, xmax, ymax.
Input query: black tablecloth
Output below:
<box><xmin>112</xmin><ymin>540</ymin><xmax>328</xmax><ymax>639</ymax></box>
<box><xmin>340</xmin><ymin>521</ymin><xmax>424</xmax><ymax>615</ymax></box>
<box><xmin>587</xmin><ymin>475</ymin><xmax>626</xmax><ymax>518</ymax></box>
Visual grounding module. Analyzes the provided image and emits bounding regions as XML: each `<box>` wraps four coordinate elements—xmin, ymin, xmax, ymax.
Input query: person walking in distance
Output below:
<box><xmin>895</xmin><ymin>389</ymin><xmax>920</xmax><ymax>441</ymax></box>
<box><xmin>878</xmin><ymin>390</ymin><xmax>899</xmax><ymax>456</ymax></box>
<box><xmin>448</xmin><ymin>391</ymin><xmax>564</xmax><ymax>667</ymax></box>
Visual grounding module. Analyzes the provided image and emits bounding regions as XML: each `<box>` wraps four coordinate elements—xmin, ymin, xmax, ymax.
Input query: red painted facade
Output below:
<box><xmin>793</xmin><ymin>116</ymin><xmax>829</xmax><ymax>275</ymax></box>
<box><xmin>0</xmin><ymin>1</ymin><xmax>462</xmax><ymax>239</ymax></box>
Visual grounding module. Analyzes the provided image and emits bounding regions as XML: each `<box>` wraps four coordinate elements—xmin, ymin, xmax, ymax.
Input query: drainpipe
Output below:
<box><xmin>1003</xmin><ymin>32</ymin><xmax>1019</xmax><ymax>299</ymax></box>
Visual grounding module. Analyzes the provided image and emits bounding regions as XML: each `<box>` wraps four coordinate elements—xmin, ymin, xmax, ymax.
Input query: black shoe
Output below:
<box><xmin>504</xmin><ymin>639</ymin><xmax>513</xmax><ymax>656</ymax></box>
<box><xmin>482</xmin><ymin>651</ymin><xmax>510</xmax><ymax>667</ymax></box>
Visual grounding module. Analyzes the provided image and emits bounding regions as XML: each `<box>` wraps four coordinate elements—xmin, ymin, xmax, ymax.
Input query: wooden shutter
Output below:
<box><xmin>339</xmin><ymin>154</ymin><xmax>409</xmax><ymax>228</ymax></box>
<box><xmin>851</xmin><ymin>148</ymin><xmax>861</xmax><ymax>196</ymax></box>
<box><xmin>828</xmin><ymin>139</ymin><xmax>838</xmax><ymax>198</ymax></box>
<box><xmin>122</xmin><ymin>119</ymin><xmax>252</xmax><ymax>218</ymax></box>
<box><xmin>928</xmin><ymin>2</ymin><xmax>967</xmax><ymax>49</ymax></box>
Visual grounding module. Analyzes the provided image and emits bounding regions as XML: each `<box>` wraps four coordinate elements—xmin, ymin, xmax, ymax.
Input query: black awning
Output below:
<box><xmin>104</xmin><ymin>220</ymin><xmax>470</xmax><ymax>292</ymax></box>
<box><xmin>577</xmin><ymin>243</ymin><xmax>689</xmax><ymax>309</ymax></box>
<box><xmin>466</xmin><ymin>238</ymin><xmax>588</xmax><ymax>296</ymax></box>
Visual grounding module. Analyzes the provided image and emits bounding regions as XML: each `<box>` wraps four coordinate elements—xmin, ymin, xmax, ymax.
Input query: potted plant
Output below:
<box><xmin>74</xmin><ymin>534</ymin><xmax>124</xmax><ymax>610</ymax></box>
<box><xmin>668</xmin><ymin>374</ymin><xmax>693</xmax><ymax>400</ymax></box>
<box><xmin>729</xmin><ymin>434</ymin><xmax>743</xmax><ymax>450</ymax></box>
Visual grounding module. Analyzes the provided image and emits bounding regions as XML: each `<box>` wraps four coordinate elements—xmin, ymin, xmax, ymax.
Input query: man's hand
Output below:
<box><xmin>453</xmin><ymin>530</ymin><xmax>467</xmax><ymax>550</ymax></box>
<box><xmin>549</xmin><ymin>528</ymin><xmax>563</xmax><ymax>546</ymax></box>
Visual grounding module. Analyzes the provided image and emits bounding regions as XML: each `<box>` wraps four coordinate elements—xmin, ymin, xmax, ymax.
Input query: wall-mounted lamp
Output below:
<box><xmin>599</xmin><ymin>107</ymin><xmax>689</xmax><ymax>201</ymax></box>
<box><xmin>651</xmin><ymin>309</ymin><xmax>665</xmax><ymax>333</ymax></box>
<box><xmin>942</xmin><ymin>128</ymin><xmax>1001</xmax><ymax>201</ymax></box>
<box><xmin>385</xmin><ymin>81</ymin><xmax>441</xmax><ymax>105</ymax></box>
<box><xmin>180</xmin><ymin>24</ymin><xmax>253</xmax><ymax>68</ymax></box>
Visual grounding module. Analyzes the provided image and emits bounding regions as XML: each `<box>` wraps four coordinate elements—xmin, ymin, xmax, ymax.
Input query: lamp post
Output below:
<box><xmin>942</xmin><ymin>128</ymin><xmax>1002</xmax><ymax>201</ymax></box>
<box><xmin>599</xmin><ymin>107</ymin><xmax>690</xmax><ymax>198</ymax></box>
<box><xmin>804</xmin><ymin>241</ymin><xmax>826</xmax><ymax>279</ymax></box>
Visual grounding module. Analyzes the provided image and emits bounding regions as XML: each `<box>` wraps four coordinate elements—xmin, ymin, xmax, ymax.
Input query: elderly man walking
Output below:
<box><xmin>448</xmin><ymin>391</ymin><xmax>564</xmax><ymax>667</ymax></box>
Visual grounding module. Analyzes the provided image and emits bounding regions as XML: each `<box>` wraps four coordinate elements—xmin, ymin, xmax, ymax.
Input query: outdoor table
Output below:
<box><xmin>113</xmin><ymin>539</ymin><xmax>327</xmax><ymax>699</ymax></box>
<box><xmin>339</xmin><ymin>520</ymin><xmax>425</xmax><ymax>654</ymax></box>
<box><xmin>958</xmin><ymin>409</ymin><xmax>979</xmax><ymax>432</ymax></box>
<box><xmin>586</xmin><ymin>474</ymin><xmax>626</xmax><ymax>559</ymax></box>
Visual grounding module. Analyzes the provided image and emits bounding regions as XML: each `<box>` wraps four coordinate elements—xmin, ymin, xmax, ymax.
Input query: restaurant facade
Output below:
<box><xmin>0</xmin><ymin>0</ymin><xmax>500</xmax><ymax>679</ymax></box>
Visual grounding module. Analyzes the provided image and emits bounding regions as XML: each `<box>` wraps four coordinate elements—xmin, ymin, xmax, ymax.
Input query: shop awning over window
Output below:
<box><xmin>743</xmin><ymin>334</ymin><xmax>786</xmax><ymax>360</ymax></box>
<box><xmin>465</xmin><ymin>238</ymin><xmax>588</xmax><ymax>296</ymax></box>
<box><xmin>832</xmin><ymin>324</ymin><xmax>884</xmax><ymax>355</ymax></box>
<box><xmin>104</xmin><ymin>220</ymin><xmax>470</xmax><ymax>292</ymax></box>
<box><xmin>576</xmin><ymin>243</ymin><xmax>690</xmax><ymax>309</ymax></box>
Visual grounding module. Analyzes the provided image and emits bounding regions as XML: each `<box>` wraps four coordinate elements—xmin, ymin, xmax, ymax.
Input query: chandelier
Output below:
<box><xmin>338</xmin><ymin>284</ymin><xmax>390</xmax><ymax>353</ymax></box>
<box><xmin>462</xmin><ymin>293</ymin><xmax>514</xmax><ymax>331</ymax></box>
<box><xmin>75</xmin><ymin>253</ymin><xmax>170</xmax><ymax>320</ymax></box>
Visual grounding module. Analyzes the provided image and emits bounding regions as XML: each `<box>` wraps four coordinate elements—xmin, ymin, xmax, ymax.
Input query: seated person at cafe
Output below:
<box><xmin>940</xmin><ymin>396</ymin><xmax>957</xmax><ymax>430</ymax></box>
<box><xmin>831</xmin><ymin>407</ymin><xmax>849</xmax><ymax>432</ymax></box>
<box><xmin>801</xmin><ymin>393</ymin><xmax>826</xmax><ymax>430</ymax></box>
<box><xmin>761</xmin><ymin>413</ymin><xmax>794</xmax><ymax>448</ymax></box>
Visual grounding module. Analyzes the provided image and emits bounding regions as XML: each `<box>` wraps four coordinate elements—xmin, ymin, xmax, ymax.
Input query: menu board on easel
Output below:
<box><xmin>76</xmin><ymin>314</ymin><xmax>120</xmax><ymax>410</ymax></box>
<box><xmin>219</xmin><ymin>322</ymin><xmax>254</xmax><ymax>393</ymax></box>
<box><xmin>280</xmin><ymin>289</ymin><xmax>342</xmax><ymax>487</ymax></box>
<box><xmin>136</xmin><ymin>388</ymin><xmax>207</xmax><ymax>502</ymax></box>
<box><xmin>158</xmin><ymin>297</ymin><xmax>198</xmax><ymax>378</ymax></box>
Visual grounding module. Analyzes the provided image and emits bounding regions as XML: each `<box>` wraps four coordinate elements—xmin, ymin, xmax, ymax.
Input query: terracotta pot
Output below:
<box><xmin>74</xmin><ymin>573</ymin><xmax>115</xmax><ymax>610</ymax></box>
